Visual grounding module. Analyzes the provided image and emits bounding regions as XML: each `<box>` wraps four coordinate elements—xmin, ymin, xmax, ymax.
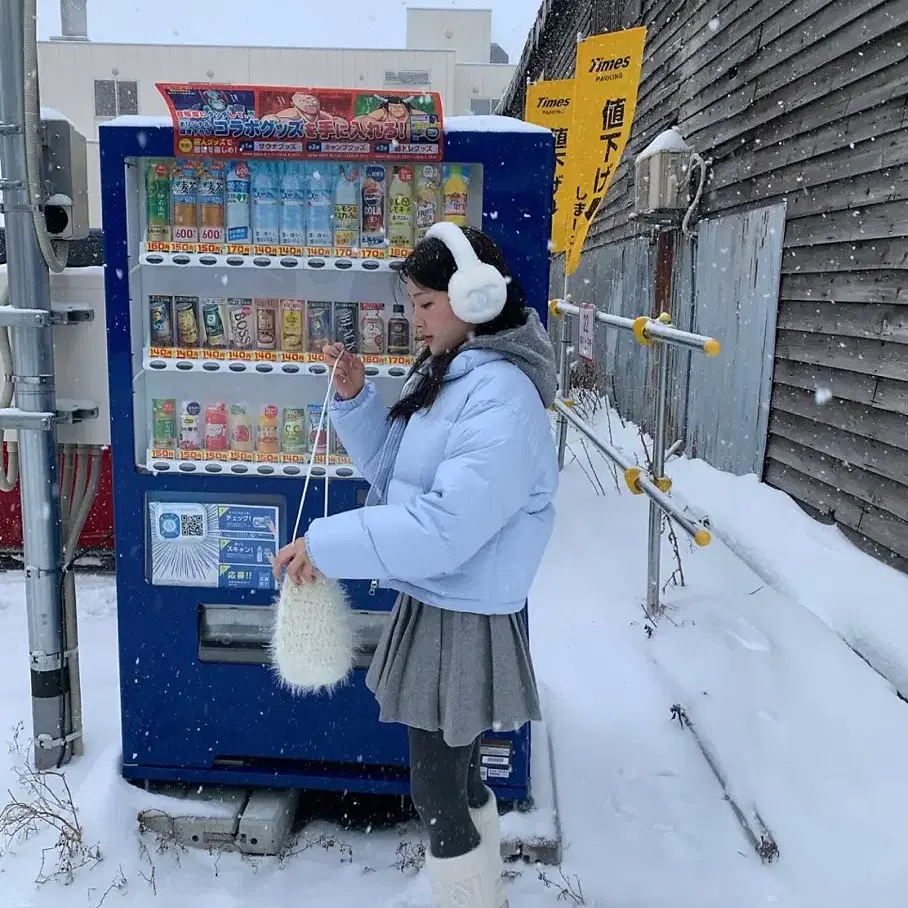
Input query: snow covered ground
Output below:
<box><xmin>1</xmin><ymin>404</ymin><xmax>907</xmax><ymax>907</ymax></box>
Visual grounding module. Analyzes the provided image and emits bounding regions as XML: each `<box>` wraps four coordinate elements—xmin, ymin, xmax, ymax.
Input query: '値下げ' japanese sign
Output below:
<box><xmin>565</xmin><ymin>27</ymin><xmax>646</xmax><ymax>275</ymax></box>
<box><xmin>524</xmin><ymin>79</ymin><xmax>574</xmax><ymax>254</ymax></box>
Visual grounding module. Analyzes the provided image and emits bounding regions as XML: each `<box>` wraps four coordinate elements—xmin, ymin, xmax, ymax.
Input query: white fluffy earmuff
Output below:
<box><xmin>425</xmin><ymin>221</ymin><xmax>508</xmax><ymax>324</ymax></box>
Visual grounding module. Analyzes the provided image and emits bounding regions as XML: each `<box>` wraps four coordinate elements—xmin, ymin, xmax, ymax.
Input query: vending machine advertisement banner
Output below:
<box><xmin>148</xmin><ymin>501</ymin><xmax>279</xmax><ymax>590</ymax></box>
<box><xmin>565</xmin><ymin>27</ymin><xmax>646</xmax><ymax>275</ymax></box>
<box><xmin>524</xmin><ymin>79</ymin><xmax>574</xmax><ymax>255</ymax></box>
<box><xmin>156</xmin><ymin>83</ymin><xmax>444</xmax><ymax>162</ymax></box>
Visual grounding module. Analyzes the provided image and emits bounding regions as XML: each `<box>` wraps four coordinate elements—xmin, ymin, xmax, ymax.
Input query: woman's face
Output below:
<box><xmin>405</xmin><ymin>277</ymin><xmax>471</xmax><ymax>356</ymax></box>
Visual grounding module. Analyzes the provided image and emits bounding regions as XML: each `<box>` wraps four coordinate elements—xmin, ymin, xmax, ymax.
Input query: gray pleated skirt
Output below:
<box><xmin>365</xmin><ymin>594</ymin><xmax>542</xmax><ymax>747</ymax></box>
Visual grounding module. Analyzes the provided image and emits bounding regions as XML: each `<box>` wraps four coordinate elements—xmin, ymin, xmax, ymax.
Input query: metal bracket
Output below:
<box><xmin>0</xmin><ymin>178</ymin><xmax>25</xmax><ymax>192</ymax></box>
<box><xmin>0</xmin><ymin>401</ymin><xmax>99</xmax><ymax>430</ymax></box>
<box><xmin>0</xmin><ymin>304</ymin><xmax>95</xmax><ymax>328</ymax></box>
<box><xmin>0</xmin><ymin>409</ymin><xmax>56</xmax><ymax>431</ymax></box>
<box><xmin>31</xmin><ymin>650</ymin><xmax>63</xmax><ymax>672</ymax></box>
<box><xmin>0</xmin><ymin>123</ymin><xmax>20</xmax><ymax>135</ymax></box>
<box><xmin>55</xmin><ymin>400</ymin><xmax>100</xmax><ymax>425</ymax></box>
<box><xmin>36</xmin><ymin>730</ymin><xmax>83</xmax><ymax>750</ymax></box>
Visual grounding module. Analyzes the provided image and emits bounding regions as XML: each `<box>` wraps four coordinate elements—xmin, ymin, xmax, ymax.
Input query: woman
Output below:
<box><xmin>272</xmin><ymin>223</ymin><xmax>558</xmax><ymax>908</ymax></box>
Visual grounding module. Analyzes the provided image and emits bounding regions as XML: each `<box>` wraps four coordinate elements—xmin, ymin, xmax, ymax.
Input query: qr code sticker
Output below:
<box><xmin>180</xmin><ymin>513</ymin><xmax>205</xmax><ymax>537</ymax></box>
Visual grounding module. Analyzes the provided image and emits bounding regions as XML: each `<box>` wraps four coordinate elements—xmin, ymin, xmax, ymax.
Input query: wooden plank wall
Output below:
<box><xmin>502</xmin><ymin>0</ymin><xmax>908</xmax><ymax>571</ymax></box>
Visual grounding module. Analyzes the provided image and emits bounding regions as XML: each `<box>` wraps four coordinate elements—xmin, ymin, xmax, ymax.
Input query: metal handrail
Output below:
<box><xmin>552</xmin><ymin>400</ymin><xmax>710</xmax><ymax>547</ymax></box>
<box><xmin>549</xmin><ymin>292</ymin><xmax>720</xmax><ymax>618</ymax></box>
<box><xmin>549</xmin><ymin>298</ymin><xmax>720</xmax><ymax>356</ymax></box>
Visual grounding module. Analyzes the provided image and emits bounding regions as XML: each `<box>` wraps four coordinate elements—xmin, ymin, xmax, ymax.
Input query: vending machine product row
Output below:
<box><xmin>100</xmin><ymin>84</ymin><xmax>554</xmax><ymax>802</ymax></box>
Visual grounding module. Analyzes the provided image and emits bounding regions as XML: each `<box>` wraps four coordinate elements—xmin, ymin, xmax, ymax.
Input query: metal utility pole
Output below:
<box><xmin>0</xmin><ymin>0</ymin><xmax>69</xmax><ymax>769</ymax></box>
<box><xmin>645</xmin><ymin>229</ymin><xmax>676</xmax><ymax>620</ymax></box>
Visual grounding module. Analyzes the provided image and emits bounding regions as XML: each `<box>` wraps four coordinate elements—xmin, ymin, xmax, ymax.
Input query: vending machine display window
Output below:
<box><xmin>124</xmin><ymin>156</ymin><xmax>484</xmax><ymax>478</ymax></box>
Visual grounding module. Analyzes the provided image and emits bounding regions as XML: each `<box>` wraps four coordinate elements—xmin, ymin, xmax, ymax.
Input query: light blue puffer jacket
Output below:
<box><xmin>304</xmin><ymin>308</ymin><xmax>559</xmax><ymax>615</ymax></box>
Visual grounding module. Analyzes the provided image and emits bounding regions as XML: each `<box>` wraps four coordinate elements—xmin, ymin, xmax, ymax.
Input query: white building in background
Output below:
<box><xmin>38</xmin><ymin>2</ymin><xmax>515</xmax><ymax>226</ymax></box>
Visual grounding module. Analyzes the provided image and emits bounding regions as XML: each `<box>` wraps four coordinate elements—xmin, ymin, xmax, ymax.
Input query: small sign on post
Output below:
<box><xmin>578</xmin><ymin>303</ymin><xmax>596</xmax><ymax>362</ymax></box>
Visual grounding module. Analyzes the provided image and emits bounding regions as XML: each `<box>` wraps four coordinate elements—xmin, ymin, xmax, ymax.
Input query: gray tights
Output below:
<box><xmin>408</xmin><ymin>727</ymin><xmax>491</xmax><ymax>858</ymax></box>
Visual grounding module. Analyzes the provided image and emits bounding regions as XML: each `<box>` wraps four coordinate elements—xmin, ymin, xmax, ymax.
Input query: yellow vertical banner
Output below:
<box><xmin>565</xmin><ymin>27</ymin><xmax>647</xmax><ymax>275</ymax></box>
<box><xmin>524</xmin><ymin>79</ymin><xmax>575</xmax><ymax>254</ymax></box>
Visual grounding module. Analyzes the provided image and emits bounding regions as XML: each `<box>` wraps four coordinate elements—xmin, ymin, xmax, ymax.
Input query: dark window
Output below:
<box><xmin>93</xmin><ymin>79</ymin><xmax>116</xmax><ymax>117</ymax></box>
<box><xmin>117</xmin><ymin>80</ymin><xmax>138</xmax><ymax>115</ymax></box>
<box><xmin>94</xmin><ymin>79</ymin><xmax>138</xmax><ymax>117</ymax></box>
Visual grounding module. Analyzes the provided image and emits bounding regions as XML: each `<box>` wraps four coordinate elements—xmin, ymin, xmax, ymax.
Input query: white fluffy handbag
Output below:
<box><xmin>270</xmin><ymin>360</ymin><xmax>355</xmax><ymax>695</ymax></box>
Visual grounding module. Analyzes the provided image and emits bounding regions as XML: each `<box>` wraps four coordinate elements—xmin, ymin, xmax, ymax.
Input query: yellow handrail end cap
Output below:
<box><xmin>623</xmin><ymin>466</ymin><xmax>643</xmax><ymax>495</ymax></box>
<box><xmin>631</xmin><ymin>316</ymin><xmax>652</xmax><ymax>346</ymax></box>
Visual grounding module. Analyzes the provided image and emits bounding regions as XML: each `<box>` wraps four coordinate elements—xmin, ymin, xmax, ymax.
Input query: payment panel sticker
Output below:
<box><xmin>148</xmin><ymin>501</ymin><xmax>278</xmax><ymax>590</ymax></box>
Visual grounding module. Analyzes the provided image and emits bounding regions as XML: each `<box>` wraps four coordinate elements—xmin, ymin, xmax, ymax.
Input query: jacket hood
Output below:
<box><xmin>442</xmin><ymin>308</ymin><xmax>558</xmax><ymax>407</ymax></box>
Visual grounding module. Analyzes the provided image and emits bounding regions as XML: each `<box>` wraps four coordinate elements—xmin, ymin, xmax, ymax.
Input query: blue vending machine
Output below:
<box><xmin>99</xmin><ymin>83</ymin><xmax>554</xmax><ymax>804</ymax></box>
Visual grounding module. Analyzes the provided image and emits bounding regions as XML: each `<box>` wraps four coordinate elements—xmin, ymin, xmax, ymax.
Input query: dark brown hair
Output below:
<box><xmin>389</xmin><ymin>227</ymin><xmax>527</xmax><ymax>421</ymax></box>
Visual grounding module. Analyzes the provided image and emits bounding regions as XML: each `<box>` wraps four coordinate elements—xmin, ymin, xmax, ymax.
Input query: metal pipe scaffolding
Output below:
<box><xmin>552</xmin><ymin>399</ymin><xmax>711</xmax><ymax>548</ymax></box>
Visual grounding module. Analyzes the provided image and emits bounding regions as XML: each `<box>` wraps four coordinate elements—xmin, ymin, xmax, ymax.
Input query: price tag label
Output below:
<box><xmin>578</xmin><ymin>303</ymin><xmax>596</xmax><ymax>362</ymax></box>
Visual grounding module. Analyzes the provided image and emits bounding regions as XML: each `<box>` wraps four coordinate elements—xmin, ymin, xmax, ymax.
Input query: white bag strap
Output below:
<box><xmin>291</xmin><ymin>354</ymin><xmax>343</xmax><ymax>541</ymax></box>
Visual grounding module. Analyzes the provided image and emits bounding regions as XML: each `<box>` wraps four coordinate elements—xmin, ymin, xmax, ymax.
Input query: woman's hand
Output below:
<box><xmin>323</xmin><ymin>343</ymin><xmax>365</xmax><ymax>400</ymax></box>
<box><xmin>272</xmin><ymin>538</ymin><xmax>317</xmax><ymax>585</ymax></box>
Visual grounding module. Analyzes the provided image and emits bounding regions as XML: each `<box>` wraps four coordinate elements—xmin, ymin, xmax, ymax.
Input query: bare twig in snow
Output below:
<box><xmin>137</xmin><ymin>839</ymin><xmax>157</xmax><ymax>895</ymax></box>
<box><xmin>392</xmin><ymin>839</ymin><xmax>426</xmax><ymax>874</ymax></box>
<box><xmin>91</xmin><ymin>866</ymin><xmax>127</xmax><ymax>908</ymax></box>
<box><xmin>662</xmin><ymin>514</ymin><xmax>686</xmax><ymax>591</ymax></box>
<box><xmin>537</xmin><ymin>866</ymin><xmax>585</xmax><ymax>904</ymax></box>
<box><xmin>0</xmin><ymin>732</ymin><xmax>103</xmax><ymax>885</ymax></box>
<box><xmin>277</xmin><ymin>831</ymin><xmax>353</xmax><ymax>868</ymax></box>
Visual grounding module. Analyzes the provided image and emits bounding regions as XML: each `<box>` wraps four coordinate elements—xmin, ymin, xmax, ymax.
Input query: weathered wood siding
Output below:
<box><xmin>502</xmin><ymin>0</ymin><xmax>908</xmax><ymax>572</ymax></box>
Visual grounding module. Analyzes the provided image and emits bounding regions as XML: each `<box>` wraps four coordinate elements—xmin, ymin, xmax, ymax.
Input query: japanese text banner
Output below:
<box><xmin>524</xmin><ymin>79</ymin><xmax>574</xmax><ymax>254</ymax></box>
<box><xmin>566</xmin><ymin>27</ymin><xmax>646</xmax><ymax>275</ymax></box>
<box><xmin>156</xmin><ymin>83</ymin><xmax>444</xmax><ymax>162</ymax></box>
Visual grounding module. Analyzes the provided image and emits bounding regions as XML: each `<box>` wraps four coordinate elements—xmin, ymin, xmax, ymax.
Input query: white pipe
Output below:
<box><xmin>67</xmin><ymin>446</ymin><xmax>88</xmax><ymax>539</ymax></box>
<box><xmin>64</xmin><ymin>447</ymin><xmax>99</xmax><ymax>562</ymax></box>
<box><xmin>62</xmin><ymin>445</ymin><xmax>101</xmax><ymax>758</ymax></box>
<box><xmin>0</xmin><ymin>286</ymin><xmax>12</xmax><ymax>408</ymax></box>
<box><xmin>0</xmin><ymin>285</ymin><xmax>17</xmax><ymax>492</ymax></box>
<box><xmin>0</xmin><ymin>442</ymin><xmax>18</xmax><ymax>493</ymax></box>
<box><xmin>59</xmin><ymin>443</ymin><xmax>74</xmax><ymax>526</ymax></box>
<box><xmin>23</xmin><ymin>0</ymin><xmax>68</xmax><ymax>273</ymax></box>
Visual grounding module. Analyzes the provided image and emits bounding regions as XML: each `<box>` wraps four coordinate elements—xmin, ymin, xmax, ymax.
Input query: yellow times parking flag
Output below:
<box><xmin>565</xmin><ymin>27</ymin><xmax>646</xmax><ymax>275</ymax></box>
<box><xmin>524</xmin><ymin>79</ymin><xmax>574</xmax><ymax>255</ymax></box>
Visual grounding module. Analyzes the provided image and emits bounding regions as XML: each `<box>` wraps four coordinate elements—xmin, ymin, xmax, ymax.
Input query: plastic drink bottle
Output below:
<box><xmin>225</xmin><ymin>160</ymin><xmax>251</xmax><ymax>244</ymax></box>
<box><xmin>251</xmin><ymin>161</ymin><xmax>279</xmax><ymax>245</ymax></box>
<box><xmin>333</xmin><ymin>165</ymin><xmax>360</xmax><ymax>250</ymax></box>
<box><xmin>279</xmin><ymin>161</ymin><xmax>307</xmax><ymax>247</ymax></box>
<box><xmin>442</xmin><ymin>164</ymin><xmax>468</xmax><ymax>226</ymax></box>
<box><xmin>306</xmin><ymin>166</ymin><xmax>333</xmax><ymax>248</ymax></box>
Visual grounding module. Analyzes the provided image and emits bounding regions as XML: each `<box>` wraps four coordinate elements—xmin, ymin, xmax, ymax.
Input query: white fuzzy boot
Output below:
<box><xmin>469</xmin><ymin>787</ymin><xmax>508</xmax><ymax>908</ymax></box>
<box><xmin>425</xmin><ymin>841</ymin><xmax>498</xmax><ymax>908</ymax></box>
